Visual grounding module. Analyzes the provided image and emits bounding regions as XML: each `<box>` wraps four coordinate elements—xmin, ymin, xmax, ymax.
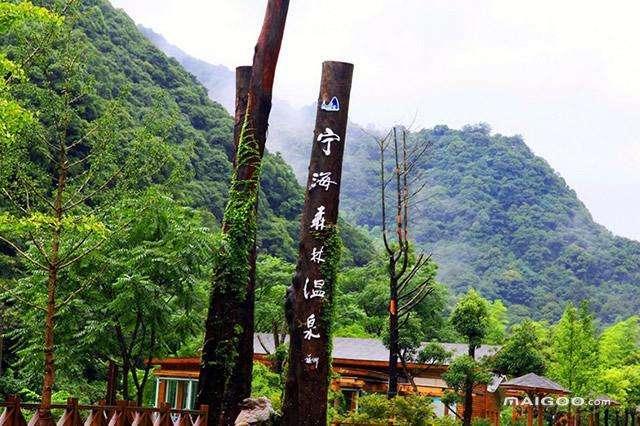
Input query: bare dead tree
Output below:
<box><xmin>376</xmin><ymin>127</ymin><xmax>435</xmax><ymax>399</ymax></box>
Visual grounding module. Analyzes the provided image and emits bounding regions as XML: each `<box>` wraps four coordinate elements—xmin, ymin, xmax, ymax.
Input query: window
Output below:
<box><xmin>156</xmin><ymin>378</ymin><xmax>199</xmax><ymax>410</ymax></box>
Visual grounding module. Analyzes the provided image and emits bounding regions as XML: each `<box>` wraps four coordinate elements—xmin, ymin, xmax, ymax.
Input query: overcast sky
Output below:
<box><xmin>110</xmin><ymin>0</ymin><xmax>640</xmax><ymax>241</ymax></box>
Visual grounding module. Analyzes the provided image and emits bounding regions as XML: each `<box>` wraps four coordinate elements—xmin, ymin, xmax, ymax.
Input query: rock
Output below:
<box><xmin>234</xmin><ymin>397</ymin><xmax>276</xmax><ymax>426</ymax></box>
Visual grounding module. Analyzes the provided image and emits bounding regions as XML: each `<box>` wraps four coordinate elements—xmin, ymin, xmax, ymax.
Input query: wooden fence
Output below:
<box><xmin>0</xmin><ymin>396</ymin><xmax>208</xmax><ymax>426</ymax></box>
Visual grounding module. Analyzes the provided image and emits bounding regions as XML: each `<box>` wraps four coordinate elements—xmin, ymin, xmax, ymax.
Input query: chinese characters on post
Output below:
<box><xmin>283</xmin><ymin>61</ymin><xmax>353</xmax><ymax>426</ymax></box>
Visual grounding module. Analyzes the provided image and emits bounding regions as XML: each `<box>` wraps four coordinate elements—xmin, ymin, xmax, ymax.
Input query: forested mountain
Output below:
<box><xmin>139</xmin><ymin>26</ymin><xmax>236</xmax><ymax>112</ymax></box>
<box><xmin>142</xmin><ymin>27</ymin><xmax>640</xmax><ymax>325</ymax></box>
<box><xmin>340</xmin><ymin>125</ymin><xmax>640</xmax><ymax>324</ymax></box>
<box><xmin>48</xmin><ymin>0</ymin><xmax>371</xmax><ymax>265</ymax></box>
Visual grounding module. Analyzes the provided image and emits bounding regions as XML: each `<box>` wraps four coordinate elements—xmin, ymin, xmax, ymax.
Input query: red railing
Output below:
<box><xmin>0</xmin><ymin>396</ymin><xmax>208</xmax><ymax>426</ymax></box>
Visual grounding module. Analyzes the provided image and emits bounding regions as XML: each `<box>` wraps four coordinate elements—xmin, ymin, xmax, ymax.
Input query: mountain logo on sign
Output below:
<box><xmin>320</xmin><ymin>96</ymin><xmax>340</xmax><ymax>112</ymax></box>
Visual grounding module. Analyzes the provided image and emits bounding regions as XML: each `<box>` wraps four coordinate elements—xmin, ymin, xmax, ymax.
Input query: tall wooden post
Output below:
<box><xmin>282</xmin><ymin>61</ymin><xmax>354</xmax><ymax>426</ymax></box>
<box><xmin>220</xmin><ymin>65</ymin><xmax>255</xmax><ymax>426</ymax></box>
<box><xmin>232</xmin><ymin>67</ymin><xmax>253</xmax><ymax>166</ymax></box>
<box><xmin>197</xmin><ymin>1</ymin><xmax>289</xmax><ymax>424</ymax></box>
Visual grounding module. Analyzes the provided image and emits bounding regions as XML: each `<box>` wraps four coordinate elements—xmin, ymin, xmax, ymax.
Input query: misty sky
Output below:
<box><xmin>110</xmin><ymin>0</ymin><xmax>640</xmax><ymax>241</ymax></box>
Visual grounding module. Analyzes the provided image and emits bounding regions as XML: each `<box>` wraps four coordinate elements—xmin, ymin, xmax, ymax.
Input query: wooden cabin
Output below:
<box><xmin>151</xmin><ymin>333</ymin><xmax>501</xmax><ymax>422</ymax></box>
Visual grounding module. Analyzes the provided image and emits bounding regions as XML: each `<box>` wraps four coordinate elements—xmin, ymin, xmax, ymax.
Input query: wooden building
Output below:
<box><xmin>151</xmin><ymin>333</ymin><xmax>501</xmax><ymax>421</ymax></box>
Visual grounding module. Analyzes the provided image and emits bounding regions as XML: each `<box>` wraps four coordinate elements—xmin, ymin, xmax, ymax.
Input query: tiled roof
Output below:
<box><xmin>501</xmin><ymin>373</ymin><xmax>569</xmax><ymax>393</ymax></box>
<box><xmin>253</xmin><ymin>333</ymin><xmax>499</xmax><ymax>365</ymax></box>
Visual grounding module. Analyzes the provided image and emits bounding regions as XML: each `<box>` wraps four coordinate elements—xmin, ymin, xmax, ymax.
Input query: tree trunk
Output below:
<box><xmin>272</xmin><ymin>324</ymin><xmax>284</xmax><ymax>375</ymax></box>
<box><xmin>220</xmin><ymin>66</ymin><xmax>255</xmax><ymax>426</ymax></box>
<box><xmin>282</xmin><ymin>61</ymin><xmax>354</xmax><ymax>426</ymax></box>
<box><xmin>399</xmin><ymin>351</ymin><xmax>418</xmax><ymax>393</ymax></box>
<box><xmin>462</xmin><ymin>345</ymin><xmax>476</xmax><ymax>426</ymax></box>
<box><xmin>197</xmin><ymin>3</ymin><xmax>289</xmax><ymax>425</ymax></box>
<box><xmin>42</xmin><ymin>262</ymin><xmax>58</xmax><ymax>411</ymax></box>
<box><xmin>106</xmin><ymin>360</ymin><xmax>118</xmax><ymax>405</ymax></box>
<box><xmin>121</xmin><ymin>359</ymin><xmax>130</xmax><ymax>401</ymax></box>
<box><xmin>388</xmin><ymin>271</ymin><xmax>399</xmax><ymax>399</ymax></box>
<box><xmin>41</xmin><ymin>140</ymin><xmax>67</xmax><ymax>415</ymax></box>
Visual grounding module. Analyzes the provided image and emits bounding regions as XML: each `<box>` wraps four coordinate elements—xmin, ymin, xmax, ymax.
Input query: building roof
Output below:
<box><xmin>254</xmin><ymin>333</ymin><xmax>499</xmax><ymax>365</ymax></box>
<box><xmin>500</xmin><ymin>373</ymin><xmax>570</xmax><ymax>395</ymax></box>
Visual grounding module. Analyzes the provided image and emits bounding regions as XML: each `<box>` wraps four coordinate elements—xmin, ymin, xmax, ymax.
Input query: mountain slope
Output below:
<box><xmin>342</xmin><ymin>124</ymin><xmax>640</xmax><ymax>324</ymax></box>
<box><xmin>138</xmin><ymin>26</ymin><xmax>639</xmax><ymax>324</ymax></box>
<box><xmin>139</xmin><ymin>25</ymin><xmax>236</xmax><ymax>112</ymax></box>
<box><xmin>39</xmin><ymin>0</ymin><xmax>373</xmax><ymax>265</ymax></box>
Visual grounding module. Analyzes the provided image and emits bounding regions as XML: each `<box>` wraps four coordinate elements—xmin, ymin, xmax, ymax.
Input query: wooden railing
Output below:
<box><xmin>0</xmin><ymin>396</ymin><xmax>208</xmax><ymax>426</ymax></box>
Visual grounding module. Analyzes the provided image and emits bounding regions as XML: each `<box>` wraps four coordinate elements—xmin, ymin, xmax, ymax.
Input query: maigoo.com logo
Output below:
<box><xmin>504</xmin><ymin>396</ymin><xmax>612</xmax><ymax>407</ymax></box>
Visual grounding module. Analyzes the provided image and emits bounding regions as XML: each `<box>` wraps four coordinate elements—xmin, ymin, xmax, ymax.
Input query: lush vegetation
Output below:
<box><xmin>0</xmin><ymin>0</ymin><xmax>370</xmax><ymax>404</ymax></box>
<box><xmin>1</xmin><ymin>1</ymin><xmax>639</xmax><ymax>425</ymax></box>
<box><xmin>338</xmin><ymin>124</ymin><xmax>640</xmax><ymax>324</ymax></box>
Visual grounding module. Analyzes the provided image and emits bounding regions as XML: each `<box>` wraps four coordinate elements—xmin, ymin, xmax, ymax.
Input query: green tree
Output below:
<box><xmin>598</xmin><ymin>365</ymin><xmax>640</xmax><ymax>413</ymax></box>
<box><xmin>449</xmin><ymin>289</ymin><xmax>490</xmax><ymax>426</ymax></box>
<box><xmin>493</xmin><ymin>319</ymin><xmax>546</xmax><ymax>377</ymax></box>
<box><xmin>485</xmin><ymin>300</ymin><xmax>507</xmax><ymax>345</ymax></box>
<box><xmin>596</xmin><ymin>316</ymin><xmax>640</xmax><ymax>417</ymax></box>
<box><xmin>598</xmin><ymin>316</ymin><xmax>640</xmax><ymax>368</ymax></box>
<box><xmin>85</xmin><ymin>197</ymin><xmax>212</xmax><ymax>404</ymax></box>
<box><xmin>254</xmin><ymin>254</ymin><xmax>294</xmax><ymax>374</ymax></box>
<box><xmin>442</xmin><ymin>355</ymin><xmax>491</xmax><ymax>423</ymax></box>
<box><xmin>0</xmin><ymin>1</ymin><xmax>183</xmax><ymax>409</ymax></box>
<box><xmin>548</xmin><ymin>302</ymin><xmax>599</xmax><ymax>397</ymax></box>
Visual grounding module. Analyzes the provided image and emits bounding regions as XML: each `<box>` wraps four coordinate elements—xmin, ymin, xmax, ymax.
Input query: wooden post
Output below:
<box><xmin>193</xmin><ymin>405</ymin><xmax>208</xmax><ymax>426</ymax></box>
<box><xmin>84</xmin><ymin>404</ymin><xmax>107</xmax><ymax>426</ymax></box>
<box><xmin>57</xmin><ymin>398</ymin><xmax>81</xmax><ymax>426</ymax></box>
<box><xmin>232</xmin><ymin>67</ymin><xmax>252</xmax><ymax>163</ymax></box>
<box><xmin>282</xmin><ymin>61</ymin><xmax>354</xmax><ymax>426</ymax></box>
<box><xmin>106</xmin><ymin>361</ymin><xmax>118</xmax><ymax>406</ymax></box>
<box><xmin>220</xmin><ymin>65</ymin><xmax>254</xmax><ymax>426</ymax></box>
<box><xmin>152</xmin><ymin>403</ymin><xmax>172</xmax><ymax>426</ymax></box>
<box><xmin>0</xmin><ymin>396</ymin><xmax>27</xmax><ymax>426</ymax></box>
<box><xmin>156</xmin><ymin>381</ymin><xmax>167</xmax><ymax>407</ymax></box>
<box><xmin>176</xmin><ymin>383</ymin><xmax>186</xmax><ymax>410</ymax></box>
<box><xmin>197</xmin><ymin>1</ymin><xmax>289</xmax><ymax>424</ymax></box>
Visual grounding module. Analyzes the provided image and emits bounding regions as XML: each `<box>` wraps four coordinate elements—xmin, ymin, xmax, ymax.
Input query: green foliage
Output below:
<box><xmin>547</xmin><ymin>302</ymin><xmax>599</xmax><ymax>397</ymax></box>
<box><xmin>592</xmin><ymin>315</ymin><xmax>640</xmax><ymax>408</ymax></box>
<box><xmin>5</xmin><ymin>192</ymin><xmax>214</xmax><ymax>402</ymax></box>
<box><xmin>255</xmin><ymin>254</ymin><xmax>294</xmax><ymax>337</ymax></box>
<box><xmin>251</xmin><ymin>362</ymin><xmax>283</xmax><ymax>411</ymax></box>
<box><xmin>330</xmin><ymin>124</ymin><xmax>640</xmax><ymax>324</ymax></box>
<box><xmin>335</xmin><ymin>255</ymin><xmax>449</xmax><ymax>345</ymax></box>
<box><xmin>470</xmin><ymin>418</ymin><xmax>492</xmax><ymax>426</ymax></box>
<box><xmin>492</xmin><ymin>319</ymin><xmax>546</xmax><ymax>377</ymax></box>
<box><xmin>597</xmin><ymin>365</ymin><xmax>640</xmax><ymax>408</ymax></box>
<box><xmin>418</xmin><ymin>342</ymin><xmax>453</xmax><ymax>365</ymax></box>
<box><xmin>484</xmin><ymin>300</ymin><xmax>507</xmax><ymax>344</ymax></box>
<box><xmin>394</xmin><ymin>395</ymin><xmax>436</xmax><ymax>426</ymax></box>
<box><xmin>336</xmin><ymin>393</ymin><xmax>435</xmax><ymax>426</ymax></box>
<box><xmin>355</xmin><ymin>393</ymin><xmax>393</xmax><ymax>421</ymax></box>
<box><xmin>450</xmin><ymin>289</ymin><xmax>490</xmax><ymax>349</ymax></box>
<box><xmin>430</xmin><ymin>416</ymin><xmax>461</xmax><ymax>426</ymax></box>
<box><xmin>598</xmin><ymin>316</ymin><xmax>640</xmax><ymax>368</ymax></box>
<box><xmin>442</xmin><ymin>355</ymin><xmax>491</xmax><ymax>395</ymax></box>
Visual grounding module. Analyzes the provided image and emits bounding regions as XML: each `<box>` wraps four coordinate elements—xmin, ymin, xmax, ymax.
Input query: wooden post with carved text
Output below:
<box><xmin>282</xmin><ymin>61</ymin><xmax>354</xmax><ymax>426</ymax></box>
